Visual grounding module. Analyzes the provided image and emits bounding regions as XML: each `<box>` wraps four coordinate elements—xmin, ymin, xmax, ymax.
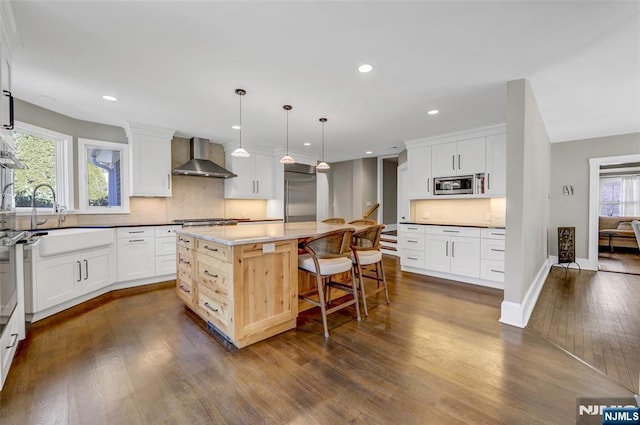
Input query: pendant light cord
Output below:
<box><xmin>321</xmin><ymin>121</ymin><xmax>325</xmax><ymax>161</ymax></box>
<box><xmin>239</xmin><ymin>94</ymin><xmax>242</xmax><ymax>148</ymax></box>
<box><xmin>286</xmin><ymin>108</ymin><xmax>289</xmax><ymax>154</ymax></box>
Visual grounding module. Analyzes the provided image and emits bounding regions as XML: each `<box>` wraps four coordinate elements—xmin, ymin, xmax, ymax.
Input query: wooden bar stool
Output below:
<box><xmin>348</xmin><ymin>219</ymin><xmax>376</xmax><ymax>226</ymax></box>
<box><xmin>322</xmin><ymin>217</ymin><xmax>346</xmax><ymax>224</ymax></box>
<box><xmin>298</xmin><ymin>228</ymin><xmax>361</xmax><ymax>337</ymax></box>
<box><xmin>351</xmin><ymin>224</ymin><xmax>390</xmax><ymax>316</ymax></box>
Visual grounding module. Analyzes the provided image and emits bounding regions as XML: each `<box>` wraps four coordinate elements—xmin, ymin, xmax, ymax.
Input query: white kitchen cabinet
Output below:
<box><xmin>485</xmin><ymin>133</ymin><xmax>507</xmax><ymax>196</ymax></box>
<box><xmin>154</xmin><ymin>225</ymin><xmax>180</xmax><ymax>276</ymax></box>
<box><xmin>423</xmin><ymin>226</ymin><xmax>481</xmax><ymax>278</ymax></box>
<box><xmin>0</xmin><ymin>305</ymin><xmax>19</xmax><ymax>389</ymax></box>
<box><xmin>34</xmin><ymin>246</ymin><xmax>115</xmax><ymax>311</ymax></box>
<box><xmin>480</xmin><ymin>228</ymin><xmax>506</xmax><ymax>282</ymax></box>
<box><xmin>224</xmin><ymin>152</ymin><xmax>274</xmax><ymax>199</ymax></box>
<box><xmin>432</xmin><ymin>137</ymin><xmax>485</xmax><ymax>177</ymax></box>
<box><xmin>399</xmin><ymin>225</ymin><xmax>426</xmax><ymax>268</ymax></box>
<box><xmin>408</xmin><ymin>146</ymin><xmax>433</xmax><ymax>198</ymax></box>
<box><xmin>117</xmin><ymin>227</ymin><xmax>155</xmax><ymax>282</ymax></box>
<box><xmin>126</xmin><ymin>122</ymin><xmax>175</xmax><ymax>197</ymax></box>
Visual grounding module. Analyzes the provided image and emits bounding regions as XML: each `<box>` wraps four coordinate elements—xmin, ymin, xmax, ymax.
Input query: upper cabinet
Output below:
<box><xmin>126</xmin><ymin>122</ymin><xmax>175</xmax><ymax>197</ymax></box>
<box><xmin>408</xmin><ymin>146</ymin><xmax>433</xmax><ymax>198</ymax></box>
<box><xmin>224</xmin><ymin>152</ymin><xmax>275</xmax><ymax>199</ymax></box>
<box><xmin>485</xmin><ymin>133</ymin><xmax>507</xmax><ymax>196</ymax></box>
<box><xmin>0</xmin><ymin>2</ymin><xmax>17</xmax><ymax>145</ymax></box>
<box><xmin>405</xmin><ymin>125</ymin><xmax>506</xmax><ymax>199</ymax></box>
<box><xmin>432</xmin><ymin>137</ymin><xmax>485</xmax><ymax>177</ymax></box>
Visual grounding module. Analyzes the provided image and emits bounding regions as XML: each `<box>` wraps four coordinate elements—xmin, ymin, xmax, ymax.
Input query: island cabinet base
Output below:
<box><xmin>180</xmin><ymin>236</ymin><xmax>299</xmax><ymax>348</ymax></box>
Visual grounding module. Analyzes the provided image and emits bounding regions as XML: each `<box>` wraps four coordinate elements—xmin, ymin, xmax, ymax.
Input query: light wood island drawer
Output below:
<box><xmin>196</xmin><ymin>285</ymin><xmax>231</xmax><ymax>333</ymax></box>
<box><xmin>176</xmin><ymin>279</ymin><xmax>194</xmax><ymax>306</ymax></box>
<box><xmin>177</xmin><ymin>234</ymin><xmax>194</xmax><ymax>248</ymax></box>
<box><xmin>196</xmin><ymin>253</ymin><xmax>232</xmax><ymax>296</ymax></box>
<box><xmin>196</xmin><ymin>239</ymin><xmax>232</xmax><ymax>262</ymax></box>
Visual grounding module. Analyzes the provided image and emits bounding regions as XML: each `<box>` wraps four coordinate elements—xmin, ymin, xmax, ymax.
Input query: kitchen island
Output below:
<box><xmin>175</xmin><ymin>222</ymin><xmax>357</xmax><ymax>347</ymax></box>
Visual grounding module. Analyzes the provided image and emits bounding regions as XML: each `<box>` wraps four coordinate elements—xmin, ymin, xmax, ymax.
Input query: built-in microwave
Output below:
<box><xmin>434</xmin><ymin>175</ymin><xmax>474</xmax><ymax>195</ymax></box>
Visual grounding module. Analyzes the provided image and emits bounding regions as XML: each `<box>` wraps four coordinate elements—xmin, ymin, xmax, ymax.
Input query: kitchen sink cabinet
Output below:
<box><xmin>34</xmin><ymin>246</ymin><xmax>116</xmax><ymax>312</ymax></box>
<box><xmin>224</xmin><ymin>152</ymin><xmax>275</xmax><ymax>199</ymax></box>
<box><xmin>127</xmin><ymin>122</ymin><xmax>174</xmax><ymax>197</ymax></box>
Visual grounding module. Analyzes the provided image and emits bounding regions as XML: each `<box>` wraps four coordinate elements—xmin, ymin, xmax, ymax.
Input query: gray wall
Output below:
<box><xmin>330</xmin><ymin>157</ymin><xmax>377</xmax><ymax>221</ymax></box>
<box><xmin>504</xmin><ymin>79</ymin><xmax>551</xmax><ymax>304</ymax></box>
<box><xmin>549</xmin><ymin>132</ymin><xmax>640</xmax><ymax>258</ymax></box>
<box><xmin>383</xmin><ymin>159</ymin><xmax>397</xmax><ymax>224</ymax></box>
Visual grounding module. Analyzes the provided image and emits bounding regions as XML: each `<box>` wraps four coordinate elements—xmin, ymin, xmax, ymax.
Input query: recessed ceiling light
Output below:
<box><xmin>358</xmin><ymin>64</ymin><xmax>373</xmax><ymax>73</ymax></box>
<box><xmin>303</xmin><ymin>142</ymin><xmax>311</xmax><ymax>146</ymax></box>
<box><xmin>102</xmin><ymin>95</ymin><xmax>118</xmax><ymax>102</ymax></box>
<box><xmin>232</xmin><ymin>125</ymin><xmax>241</xmax><ymax>130</ymax></box>
<box><xmin>427</xmin><ymin>109</ymin><xmax>439</xmax><ymax>115</ymax></box>
<box><xmin>366</xmin><ymin>151</ymin><xmax>373</xmax><ymax>155</ymax></box>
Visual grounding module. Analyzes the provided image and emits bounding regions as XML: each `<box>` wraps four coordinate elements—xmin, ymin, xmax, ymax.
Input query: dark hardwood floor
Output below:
<box><xmin>0</xmin><ymin>258</ymin><xmax>632</xmax><ymax>425</ymax></box>
<box><xmin>529</xmin><ymin>266</ymin><xmax>640</xmax><ymax>394</ymax></box>
<box><xmin>598</xmin><ymin>248</ymin><xmax>640</xmax><ymax>275</ymax></box>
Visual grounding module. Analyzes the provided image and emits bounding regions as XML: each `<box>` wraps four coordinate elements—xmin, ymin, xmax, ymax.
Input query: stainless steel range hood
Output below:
<box><xmin>172</xmin><ymin>137</ymin><xmax>236</xmax><ymax>178</ymax></box>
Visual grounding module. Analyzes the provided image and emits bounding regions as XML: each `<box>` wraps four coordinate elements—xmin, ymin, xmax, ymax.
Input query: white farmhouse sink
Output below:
<box><xmin>34</xmin><ymin>227</ymin><xmax>115</xmax><ymax>258</ymax></box>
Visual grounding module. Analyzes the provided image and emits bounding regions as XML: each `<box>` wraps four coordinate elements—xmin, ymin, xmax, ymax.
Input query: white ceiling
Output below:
<box><xmin>9</xmin><ymin>1</ymin><xmax>640</xmax><ymax>163</ymax></box>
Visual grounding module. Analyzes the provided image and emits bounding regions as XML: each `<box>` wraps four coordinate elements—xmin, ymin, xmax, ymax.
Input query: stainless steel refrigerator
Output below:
<box><xmin>284</xmin><ymin>163</ymin><xmax>316</xmax><ymax>223</ymax></box>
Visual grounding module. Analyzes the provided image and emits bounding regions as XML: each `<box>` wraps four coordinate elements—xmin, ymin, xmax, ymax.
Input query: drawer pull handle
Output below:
<box><xmin>407</xmin><ymin>227</ymin><xmax>418</xmax><ymax>230</ymax></box>
<box><xmin>6</xmin><ymin>333</ymin><xmax>18</xmax><ymax>349</ymax></box>
<box><xmin>442</xmin><ymin>230</ymin><xmax>460</xmax><ymax>233</ymax></box>
<box><xmin>407</xmin><ymin>256</ymin><xmax>418</xmax><ymax>260</ymax></box>
<box><xmin>128</xmin><ymin>230</ymin><xmax>145</xmax><ymax>234</ymax></box>
<box><xmin>490</xmin><ymin>269</ymin><xmax>505</xmax><ymax>274</ymax></box>
<box><xmin>179</xmin><ymin>259</ymin><xmax>191</xmax><ymax>264</ymax></box>
<box><xmin>490</xmin><ymin>248</ymin><xmax>505</xmax><ymax>252</ymax></box>
<box><xmin>204</xmin><ymin>302</ymin><xmax>219</xmax><ymax>312</ymax></box>
<box><xmin>128</xmin><ymin>239</ymin><xmax>145</xmax><ymax>243</ymax></box>
<box><xmin>179</xmin><ymin>285</ymin><xmax>191</xmax><ymax>293</ymax></box>
<box><xmin>407</xmin><ymin>240</ymin><xmax>418</xmax><ymax>243</ymax></box>
<box><xmin>491</xmin><ymin>232</ymin><xmax>504</xmax><ymax>236</ymax></box>
<box><xmin>204</xmin><ymin>270</ymin><xmax>219</xmax><ymax>278</ymax></box>
<box><xmin>204</xmin><ymin>245</ymin><xmax>218</xmax><ymax>252</ymax></box>
<box><xmin>179</xmin><ymin>238</ymin><xmax>191</xmax><ymax>244</ymax></box>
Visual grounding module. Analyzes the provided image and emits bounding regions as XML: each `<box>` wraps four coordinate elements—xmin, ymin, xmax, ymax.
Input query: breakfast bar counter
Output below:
<box><xmin>175</xmin><ymin>221</ymin><xmax>358</xmax><ymax>347</ymax></box>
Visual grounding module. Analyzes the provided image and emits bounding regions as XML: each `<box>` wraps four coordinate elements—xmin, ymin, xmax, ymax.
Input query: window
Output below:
<box><xmin>78</xmin><ymin>138</ymin><xmax>129</xmax><ymax>213</ymax></box>
<box><xmin>13</xmin><ymin>122</ymin><xmax>73</xmax><ymax>210</ymax></box>
<box><xmin>600</xmin><ymin>175</ymin><xmax>640</xmax><ymax>217</ymax></box>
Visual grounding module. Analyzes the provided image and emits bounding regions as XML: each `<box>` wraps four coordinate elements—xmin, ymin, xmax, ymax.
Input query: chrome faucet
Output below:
<box><xmin>31</xmin><ymin>183</ymin><xmax>57</xmax><ymax>230</ymax></box>
<box><xmin>1</xmin><ymin>182</ymin><xmax>13</xmax><ymax>210</ymax></box>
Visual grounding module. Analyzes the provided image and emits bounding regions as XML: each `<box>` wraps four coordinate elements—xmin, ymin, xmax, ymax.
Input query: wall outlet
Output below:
<box><xmin>422</xmin><ymin>211</ymin><xmax>430</xmax><ymax>219</ymax></box>
<box><xmin>262</xmin><ymin>243</ymin><xmax>275</xmax><ymax>254</ymax></box>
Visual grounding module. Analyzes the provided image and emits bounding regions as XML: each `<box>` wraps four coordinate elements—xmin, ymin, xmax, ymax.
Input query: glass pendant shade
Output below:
<box><xmin>231</xmin><ymin>147</ymin><xmax>250</xmax><ymax>157</ymax></box>
<box><xmin>279</xmin><ymin>154</ymin><xmax>295</xmax><ymax>164</ymax></box>
<box><xmin>316</xmin><ymin>161</ymin><xmax>330</xmax><ymax>170</ymax></box>
<box><xmin>316</xmin><ymin>117</ymin><xmax>330</xmax><ymax>170</ymax></box>
<box><xmin>279</xmin><ymin>105</ymin><xmax>295</xmax><ymax>164</ymax></box>
<box><xmin>232</xmin><ymin>88</ymin><xmax>250</xmax><ymax>158</ymax></box>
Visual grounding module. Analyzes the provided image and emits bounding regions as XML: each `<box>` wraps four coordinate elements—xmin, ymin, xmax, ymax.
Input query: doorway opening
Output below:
<box><xmin>588</xmin><ymin>154</ymin><xmax>640</xmax><ymax>274</ymax></box>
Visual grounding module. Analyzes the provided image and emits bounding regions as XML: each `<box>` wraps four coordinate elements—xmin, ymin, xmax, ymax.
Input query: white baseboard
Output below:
<box><xmin>29</xmin><ymin>274</ymin><xmax>176</xmax><ymax>323</ymax></box>
<box><xmin>499</xmin><ymin>257</ymin><xmax>551</xmax><ymax>328</ymax></box>
<box><xmin>400</xmin><ymin>265</ymin><xmax>504</xmax><ymax>290</ymax></box>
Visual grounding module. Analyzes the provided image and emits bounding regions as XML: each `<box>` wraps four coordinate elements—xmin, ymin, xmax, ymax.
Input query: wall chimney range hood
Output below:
<box><xmin>172</xmin><ymin>137</ymin><xmax>236</xmax><ymax>178</ymax></box>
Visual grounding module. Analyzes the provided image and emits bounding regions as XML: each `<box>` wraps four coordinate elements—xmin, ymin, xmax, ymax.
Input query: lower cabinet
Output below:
<box><xmin>117</xmin><ymin>227</ymin><xmax>155</xmax><ymax>282</ymax></box>
<box><xmin>399</xmin><ymin>224</ymin><xmax>503</xmax><ymax>287</ymax></box>
<box><xmin>34</xmin><ymin>246</ymin><xmax>116</xmax><ymax>312</ymax></box>
<box><xmin>0</xmin><ymin>310</ymin><xmax>19</xmax><ymax>390</ymax></box>
<box><xmin>185</xmin><ymin>236</ymin><xmax>298</xmax><ymax>348</ymax></box>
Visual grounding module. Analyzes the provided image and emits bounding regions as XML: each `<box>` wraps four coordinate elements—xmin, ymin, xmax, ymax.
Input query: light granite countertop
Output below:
<box><xmin>176</xmin><ymin>221</ymin><xmax>362</xmax><ymax>246</ymax></box>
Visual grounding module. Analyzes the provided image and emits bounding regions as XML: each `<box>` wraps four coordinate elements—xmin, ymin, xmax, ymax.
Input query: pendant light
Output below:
<box><xmin>231</xmin><ymin>88</ymin><xmax>250</xmax><ymax>158</ymax></box>
<box><xmin>316</xmin><ymin>117</ymin><xmax>330</xmax><ymax>170</ymax></box>
<box><xmin>279</xmin><ymin>105</ymin><xmax>295</xmax><ymax>164</ymax></box>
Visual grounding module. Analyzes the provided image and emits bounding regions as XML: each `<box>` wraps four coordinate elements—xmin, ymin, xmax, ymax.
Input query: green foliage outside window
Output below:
<box><xmin>14</xmin><ymin>132</ymin><xmax>56</xmax><ymax>207</ymax></box>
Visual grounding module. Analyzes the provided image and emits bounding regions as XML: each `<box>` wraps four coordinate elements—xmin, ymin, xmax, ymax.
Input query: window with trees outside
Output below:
<box><xmin>13</xmin><ymin>122</ymin><xmax>73</xmax><ymax>211</ymax></box>
<box><xmin>78</xmin><ymin>138</ymin><xmax>129</xmax><ymax>213</ymax></box>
